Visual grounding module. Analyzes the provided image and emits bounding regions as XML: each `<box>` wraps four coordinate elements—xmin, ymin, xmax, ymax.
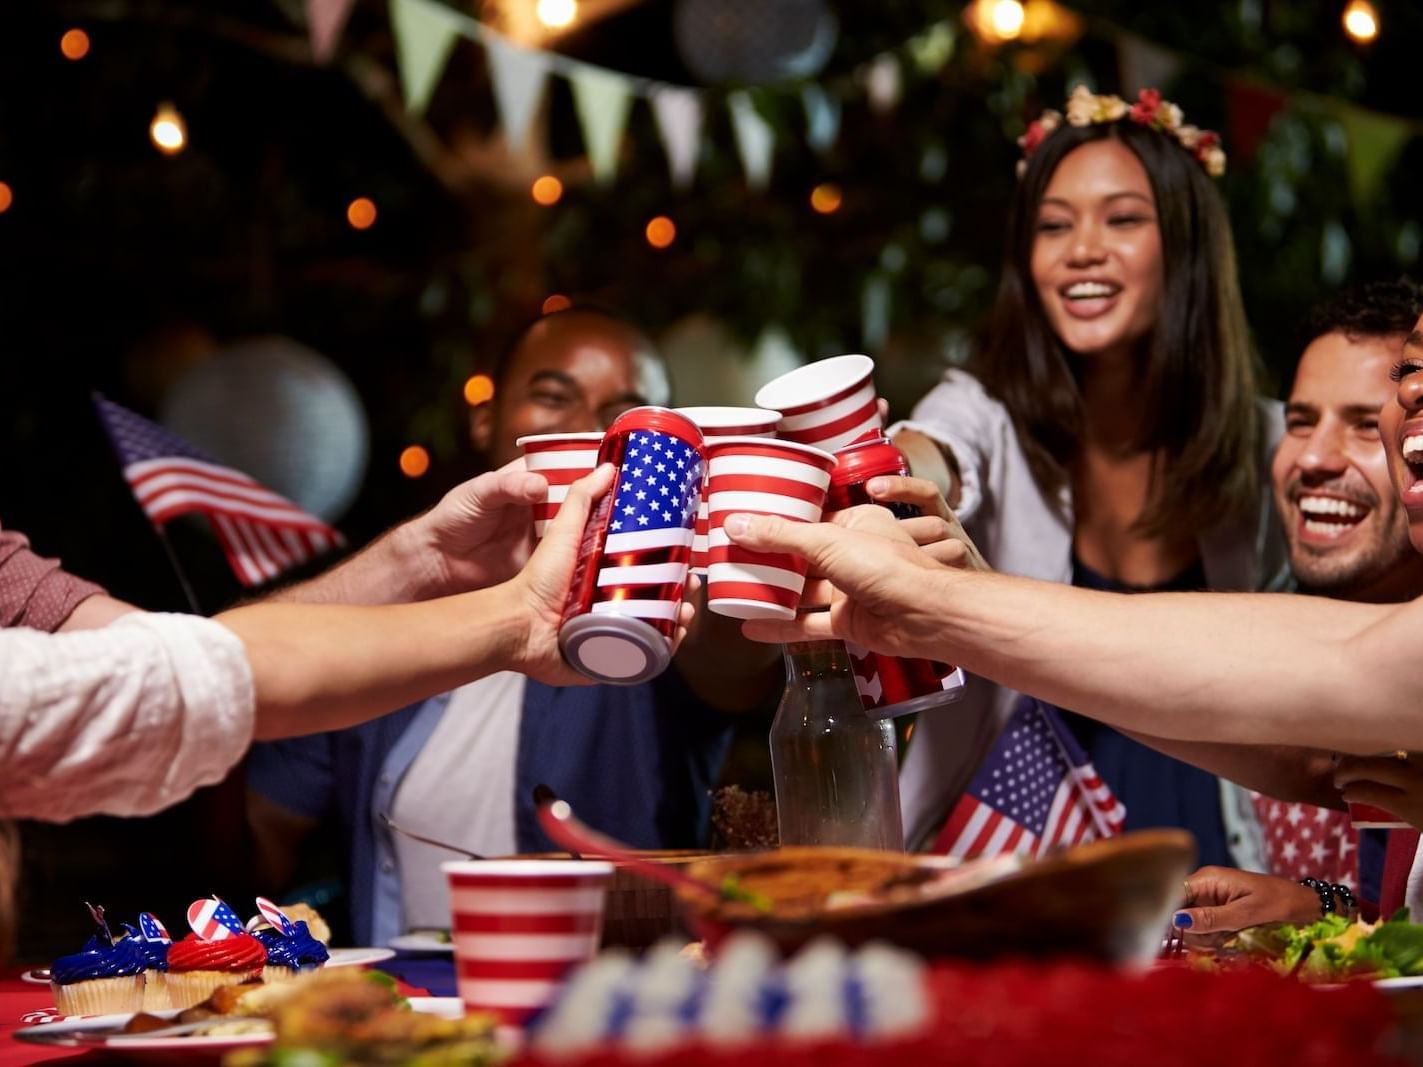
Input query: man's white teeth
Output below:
<box><xmin>1303</xmin><ymin>519</ymin><xmax>1351</xmax><ymax>538</ymax></box>
<box><xmin>1298</xmin><ymin>496</ymin><xmax>1365</xmax><ymax>519</ymax></box>
<box><xmin>1064</xmin><ymin>282</ymin><xmax>1119</xmax><ymax>299</ymax></box>
<box><xmin>1403</xmin><ymin>434</ymin><xmax>1423</xmax><ymax>460</ymax></box>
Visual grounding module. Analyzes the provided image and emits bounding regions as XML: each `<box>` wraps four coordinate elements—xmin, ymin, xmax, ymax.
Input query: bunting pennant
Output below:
<box><xmin>305</xmin><ymin>0</ymin><xmax>357</xmax><ymax>64</ymax></box>
<box><xmin>1335</xmin><ymin>102</ymin><xmax>1413</xmax><ymax>211</ymax></box>
<box><xmin>485</xmin><ymin>35</ymin><xmax>552</xmax><ymax>152</ymax></box>
<box><xmin>801</xmin><ymin>84</ymin><xmax>841</xmax><ymax>154</ymax></box>
<box><xmin>728</xmin><ymin>90</ymin><xmax>775</xmax><ymax>192</ymax></box>
<box><xmin>861</xmin><ymin>53</ymin><xmax>903</xmax><ymax>115</ymax></box>
<box><xmin>1116</xmin><ymin>31</ymin><xmax>1181</xmax><ymax>97</ymax></box>
<box><xmin>1226</xmin><ymin>80</ymin><xmax>1286</xmax><ymax>167</ymax></box>
<box><xmin>390</xmin><ymin>0</ymin><xmax>462</xmax><ymax>115</ymax></box>
<box><xmin>569</xmin><ymin>64</ymin><xmax>634</xmax><ymax>184</ymax></box>
<box><xmin>650</xmin><ymin>87</ymin><xmax>704</xmax><ymax>190</ymax></box>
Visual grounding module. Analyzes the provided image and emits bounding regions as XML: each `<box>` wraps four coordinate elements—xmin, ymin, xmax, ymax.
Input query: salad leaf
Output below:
<box><xmin>1359</xmin><ymin>916</ymin><xmax>1423</xmax><ymax>976</ymax></box>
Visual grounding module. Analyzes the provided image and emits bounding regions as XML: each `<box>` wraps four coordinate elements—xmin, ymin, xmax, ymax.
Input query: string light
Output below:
<box><xmin>810</xmin><ymin>183</ymin><xmax>843</xmax><ymax>214</ymax></box>
<box><xmin>989</xmin><ymin>0</ymin><xmax>1025</xmax><ymax>40</ymax></box>
<box><xmin>399</xmin><ymin>445</ymin><xmax>431</xmax><ymax>478</ymax></box>
<box><xmin>645</xmin><ymin>216</ymin><xmax>676</xmax><ymax>249</ymax></box>
<box><xmin>0</xmin><ymin>183</ymin><xmax>12</xmax><ymax>214</ymax></box>
<box><xmin>531</xmin><ymin>175</ymin><xmax>563</xmax><ymax>206</ymax></box>
<box><xmin>347</xmin><ymin>197</ymin><xmax>377</xmax><ymax>230</ymax></box>
<box><xmin>542</xmin><ymin>294</ymin><xmax>572</xmax><ymax>314</ymax></box>
<box><xmin>149</xmin><ymin>103</ymin><xmax>186</xmax><ymax>155</ymax></box>
<box><xmin>536</xmin><ymin>0</ymin><xmax>578</xmax><ymax>29</ymax></box>
<box><xmin>60</xmin><ymin>28</ymin><xmax>90</xmax><ymax>61</ymax></box>
<box><xmin>463</xmin><ymin>374</ymin><xmax>495</xmax><ymax>406</ymax></box>
<box><xmin>1343</xmin><ymin>0</ymin><xmax>1379</xmax><ymax>43</ymax></box>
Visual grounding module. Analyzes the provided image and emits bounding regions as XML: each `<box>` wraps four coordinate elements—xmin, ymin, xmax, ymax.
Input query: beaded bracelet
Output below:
<box><xmin>1299</xmin><ymin>877</ymin><xmax>1357</xmax><ymax>917</ymax></box>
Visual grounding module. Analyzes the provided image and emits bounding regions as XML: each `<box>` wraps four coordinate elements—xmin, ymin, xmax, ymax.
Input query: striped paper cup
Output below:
<box><xmin>675</xmin><ymin>407</ymin><xmax>782</xmax><ymax>577</ymax></box>
<box><xmin>1347</xmin><ymin>801</ymin><xmax>1410</xmax><ymax>829</ymax></box>
<box><xmin>518</xmin><ymin>433</ymin><xmax>604</xmax><ymax>540</ymax></box>
<box><xmin>443</xmin><ymin>859</ymin><xmax>613</xmax><ymax>1028</ymax></box>
<box><xmin>754</xmin><ymin>354</ymin><xmax>881</xmax><ymax>454</ymax></box>
<box><xmin>704</xmin><ymin>436</ymin><xmax>835</xmax><ymax>620</ymax></box>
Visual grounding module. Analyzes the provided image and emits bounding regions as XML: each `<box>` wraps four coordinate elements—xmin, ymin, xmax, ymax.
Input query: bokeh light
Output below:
<box><xmin>542</xmin><ymin>293</ymin><xmax>573</xmax><ymax>314</ymax></box>
<box><xmin>463</xmin><ymin>374</ymin><xmax>495</xmax><ymax>406</ymax></box>
<box><xmin>531</xmin><ymin>175</ymin><xmax>564</xmax><ymax>206</ymax></box>
<box><xmin>399</xmin><ymin>445</ymin><xmax>431</xmax><ymax>478</ymax></box>
<box><xmin>645</xmin><ymin>216</ymin><xmax>676</xmax><ymax>249</ymax></box>
<box><xmin>810</xmin><ymin>183</ymin><xmax>843</xmax><ymax>214</ymax></box>
<box><xmin>60</xmin><ymin>29</ymin><xmax>90</xmax><ymax>61</ymax></box>
<box><xmin>1343</xmin><ymin>0</ymin><xmax>1379</xmax><ymax>43</ymax></box>
<box><xmin>149</xmin><ymin>103</ymin><xmax>186</xmax><ymax>155</ymax></box>
<box><xmin>990</xmin><ymin>0</ymin><xmax>1026</xmax><ymax>39</ymax></box>
<box><xmin>0</xmin><ymin>183</ymin><xmax>12</xmax><ymax>215</ymax></box>
<box><xmin>536</xmin><ymin>0</ymin><xmax>578</xmax><ymax>29</ymax></box>
<box><xmin>347</xmin><ymin>197</ymin><xmax>378</xmax><ymax>230</ymax></box>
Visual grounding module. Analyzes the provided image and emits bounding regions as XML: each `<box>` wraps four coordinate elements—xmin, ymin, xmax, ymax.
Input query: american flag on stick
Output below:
<box><xmin>588</xmin><ymin>429</ymin><xmax>702</xmax><ymax>640</ymax></box>
<box><xmin>94</xmin><ymin>394</ymin><xmax>343</xmax><ymax>588</ymax></box>
<box><xmin>933</xmin><ymin>697</ymin><xmax>1126</xmax><ymax>858</ymax></box>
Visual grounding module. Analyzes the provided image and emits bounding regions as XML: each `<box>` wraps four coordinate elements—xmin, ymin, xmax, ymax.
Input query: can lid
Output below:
<box><xmin>830</xmin><ymin>435</ymin><xmax>909</xmax><ymax>487</ymax></box>
<box><xmin>559</xmin><ymin>613</ymin><xmax>672</xmax><ymax>685</ymax></box>
<box><xmin>603</xmin><ymin>406</ymin><xmax>704</xmax><ymax>450</ymax></box>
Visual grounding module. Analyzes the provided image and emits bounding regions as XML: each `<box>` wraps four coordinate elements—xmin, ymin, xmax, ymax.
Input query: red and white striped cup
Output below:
<box><xmin>704</xmin><ymin>436</ymin><xmax>836</xmax><ymax>620</ymax></box>
<box><xmin>754</xmin><ymin>354</ymin><xmax>882</xmax><ymax>454</ymax></box>
<box><xmin>674</xmin><ymin>407</ymin><xmax>781</xmax><ymax>576</ymax></box>
<box><xmin>442</xmin><ymin>859</ymin><xmax>613</xmax><ymax>1028</ymax></box>
<box><xmin>518</xmin><ymin>433</ymin><xmax>604</xmax><ymax>540</ymax></box>
<box><xmin>1348</xmin><ymin>802</ymin><xmax>1410</xmax><ymax>829</ymax></box>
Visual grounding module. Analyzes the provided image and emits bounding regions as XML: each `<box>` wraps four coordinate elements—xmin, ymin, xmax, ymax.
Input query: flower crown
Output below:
<box><xmin>1016</xmin><ymin>85</ymin><xmax>1226</xmax><ymax>179</ymax></box>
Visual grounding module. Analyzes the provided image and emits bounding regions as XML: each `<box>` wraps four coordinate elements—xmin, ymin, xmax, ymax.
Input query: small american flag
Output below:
<box><xmin>138</xmin><ymin>912</ymin><xmax>172</xmax><ymax>943</ymax></box>
<box><xmin>255</xmin><ymin>896</ymin><xmax>297</xmax><ymax>937</ymax></box>
<box><xmin>187</xmin><ymin>897</ymin><xmax>246</xmax><ymax>940</ymax></box>
<box><xmin>94</xmin><ymin>394</ymin><xmax>343</xmax><ymax>587</ymax></box>
<box><xmin>933</xmin><ymin>697</ymin><xmax>1126</xmax><ymax>858</ymax></box>
<box><xmin>588</xmin><ymin>430</ymin><xmax>702</xmax><ymax>639</ymax></box>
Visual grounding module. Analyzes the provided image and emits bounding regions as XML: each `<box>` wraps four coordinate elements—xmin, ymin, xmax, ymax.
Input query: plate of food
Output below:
<box><xmin>388</xmin><ymin>930</ymin><xmax>453</xmax><ymax>953</ymax></box>
<box><xmin>326</xmin><ymin>946</ymin><xmax>397</xmax><ymax>967</ymax></box>
<box><xmin>1199</xmin><ymin>910</ymin><xmax>1423</xmax><ymax>986</ymax></box>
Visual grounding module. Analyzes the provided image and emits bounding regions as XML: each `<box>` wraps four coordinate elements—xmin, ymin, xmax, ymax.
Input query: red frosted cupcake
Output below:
<box><xmin>165</xmin><ymin>933</ymin><xmax>266</xmax><ymax>1009</ymax></box>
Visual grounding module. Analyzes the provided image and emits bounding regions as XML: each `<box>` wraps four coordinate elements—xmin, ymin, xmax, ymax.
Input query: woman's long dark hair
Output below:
<box><xmin>973</xmin><ymin>119</ymin><xmax>1262</xmax><ymax>538</ymax></box>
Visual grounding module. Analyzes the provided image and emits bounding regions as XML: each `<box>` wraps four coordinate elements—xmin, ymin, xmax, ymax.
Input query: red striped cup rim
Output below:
<box><xmin>517</xmin><ymin>432</ymin><xmax>605</xmax><ymax>449</ymax></box>
<box><xmin>441</xmin><ymin>860</ymin><xmax>613</xmax><ymax>877</ymax></box>
<box><xmin>705</xmin><ymin>435</ymin><xmax>836</xmax><ymax>467</ymax></box>
<box><xmin>754</xmin><ymin>354</ymin><xmax>875</xmax><ymax>417</ymax></box>
<box><xmin>674</xmin><ymin>406</ymin><xmax>782</xmax><ymax>436</ymax></box>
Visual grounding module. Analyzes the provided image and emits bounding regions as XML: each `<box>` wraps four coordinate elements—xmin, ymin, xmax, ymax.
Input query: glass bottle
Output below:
<box><xmin>769</xmin><ymin>640</ymin><xmax>905</xmax><ymax>850</ymax></box>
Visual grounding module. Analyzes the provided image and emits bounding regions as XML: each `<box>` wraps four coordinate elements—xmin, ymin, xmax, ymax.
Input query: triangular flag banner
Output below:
<box><xmin>569</xmin><ymin>65</ymin><xmax>634</xmax><ymax>185</ymax></box>
<box><xmin>1225</xmin><ymin>80</ymin><xmax>1286</xmax><ymax>167</ymax></box>
<box><xmin>305</xmin><ymin>0</ymin><xmax>357</xmax><ymax>64</ymax></box>
<box><xmin>485</xmin><ymin>35</ymin><xmax>552</xmax><ymax>152</ymax></box>
<box><xmin>862</xmin><ymin>53</ymin><xmax>902</xmax><ymax>115</ymax></box>
<box><xmin>1116</xmin><ymin>32</ymin><xmax>1181</xmax><ymax>97</ymax></box>
<box><xmin>650</xmin><ymin>87</ymin><xmax>704</xmax><ymax>190</ymax></box>
<box><xmin>727</xmin><ymin>90</ymin><xmax>775</xmax><ymax>192</ymax></box>
<box><xmin>1336</xmin><ymin>103</ymin><xmax>1412</xmax><ymax>211</ymax></box>
<box><xmin>390</xmin><ymin>0</ymin><xmax>462</xmax><ymax>114</ymax></box>
<box><xmin>801</xmin><ymin>84</ymin><xmax>841</xmax><ymax>154</ymax></box>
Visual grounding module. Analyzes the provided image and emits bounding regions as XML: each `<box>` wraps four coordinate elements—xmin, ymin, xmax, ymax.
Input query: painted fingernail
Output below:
<box><xmin>725</xmin><ymin>514</ymin><xmax>750</xmax><ymax>537</ymax></box>
<box><xmin>1172</xmin><ymin>912</ymin><xmax>1193</xmax><ymax>929</ymax></box>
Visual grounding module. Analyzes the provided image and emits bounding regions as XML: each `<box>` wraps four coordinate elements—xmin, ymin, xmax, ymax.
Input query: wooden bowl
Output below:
<box><xmin>676</xmin><ymin>830</ymin><xmax>1195</xmax><ymax>964</ymax></box>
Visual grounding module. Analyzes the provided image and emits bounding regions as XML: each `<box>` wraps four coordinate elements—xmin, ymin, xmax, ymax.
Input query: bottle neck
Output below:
<box><xmin>782</xmin><ymin>640</ymin><xmax>853</xmax><ymax>683</ymax></box>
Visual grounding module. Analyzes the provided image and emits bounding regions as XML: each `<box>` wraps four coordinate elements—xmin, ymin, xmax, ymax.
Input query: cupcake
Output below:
<box><xmin>118</xmin><ymin>920</ymin><xmax>172</xmax><ymax>1012</ymax></box>
<box><xmin>165</xmin><ymin>933</ymin><xmax>267</xmax><ymax>1009</ymax></box>
<box><xmin>253</xmin><ymin>920</ymin><xmax>330</xmax><ymax>983</ymax></box>
<box><xmin>50</xmin><ymin>933</ymin><xmax>147</xmax><ymax>1016</ymax></box>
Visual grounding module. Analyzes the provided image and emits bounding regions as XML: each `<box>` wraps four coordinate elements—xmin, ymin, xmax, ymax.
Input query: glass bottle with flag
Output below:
<box><xmin>770</xmin><ymin>639</ymin><xmax>904</xmax><ymax>850</ymax></box>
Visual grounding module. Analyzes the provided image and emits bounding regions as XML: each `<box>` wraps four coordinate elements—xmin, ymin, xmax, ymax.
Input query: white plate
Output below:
<box><xmin>19</xmin><ymin>968</ymin><xmax>49</xmax><ymax>984</ymax></box>
<box><xmin>388</xmin><ymin>932</ymin><xmax>454</xmax><ymax>954</ymax></box>
<box><xmin>14</xmin><ymin>997</ymin><xmax>466</xmax><ymax>1058</ymax></box>
<box><xmin>326</xmin><ymin>946</ymin><xmax>397</xmax><ymax>967</ymax></box>
<box><xmin>1373</xmin><ymin>974</ymin><xmax>1423</xmax><ymax>990</ymax></box>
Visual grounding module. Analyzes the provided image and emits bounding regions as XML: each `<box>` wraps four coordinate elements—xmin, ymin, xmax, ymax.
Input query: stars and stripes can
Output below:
<box><xmin>518</xmin><ymin>432</ymin><xmax>604</xmax><ymax>541</ymax></box>
<box><xmin>674</xmin><ymin>407</ymin><xmax>781</xmax><ymax>577</ymax></box>
<box><xmin>704</xmin><ymin>436</ymin><xmax>836</xmax><ymax>621</ymax></box>
<box><xmin>827</xmin><ymin>436</ymin><xmax>966</xmax><ymax>718</ymax></box>
<box><xmin>558</xmin><ymin>408</ymin><xmax>705</xmax><ymax>684</ymax></box>
<box><xmin>754</xmin><ymin>354</ymin><xmax>882</xmax><ymax>454</ymax></box>
<box><xmin>442</xmin><ymin>859</ymin><xmax>613</xmax><ymax>1028</ymax></box>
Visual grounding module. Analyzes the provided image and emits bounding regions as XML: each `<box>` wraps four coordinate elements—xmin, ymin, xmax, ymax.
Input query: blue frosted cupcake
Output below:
<box><xmin>119</xmin><ymin>923</ymin><xmax>172</xmax><ymax>1011</ymax></box>
<box><xmin>253</xmin><ymin>920</ymin><xmax>330</xmax><ymax>983</ymax></box>
<box><xmin>50</xmin><ymin>934</ymin><xmax>147</xmax><ymax>1016</ymax></box>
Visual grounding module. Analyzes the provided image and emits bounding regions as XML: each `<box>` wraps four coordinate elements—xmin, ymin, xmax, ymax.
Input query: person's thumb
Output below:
<box><xmin>724</xmin><ymin>512</ymin><xmax>828</xmax><ymax>565</ymax></box>
<box><xmin>533</xmin><ymin>464</ymin><xmax>613</xmax><ymax>557</ymax></box>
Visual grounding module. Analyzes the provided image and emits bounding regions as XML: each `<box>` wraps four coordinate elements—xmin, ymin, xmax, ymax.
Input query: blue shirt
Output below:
<box><xmin>247</xmin><ymin>670</ymin><xmax>737</xmax><ymax>946</ymax></box>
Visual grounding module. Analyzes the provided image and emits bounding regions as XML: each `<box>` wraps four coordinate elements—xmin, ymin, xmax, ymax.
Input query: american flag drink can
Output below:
<box><xmin>674</xmin><ymin>407</ymin><xmax>781</xmax><ymax>577</ymax></box>
<box><xmin>829</xmin><ymin>436</ymin><xmax>966</xmax><ymax>719</ymax></box>
<box><xmin>558</xmin><ymin>407</ymin><xmax>705</xmax><ymax>685</ymax></box>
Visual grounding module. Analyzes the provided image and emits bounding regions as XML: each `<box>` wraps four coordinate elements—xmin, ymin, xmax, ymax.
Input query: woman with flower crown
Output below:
<box><xmin>891</xmin><ymin>86</ymin><xmax>1286</xmax><ymax>861</ymax></box>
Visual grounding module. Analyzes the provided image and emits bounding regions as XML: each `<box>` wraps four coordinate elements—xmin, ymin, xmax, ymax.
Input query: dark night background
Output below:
<box><xmin>3</xmin><ymin>0</ymin><xmax>1421</xmax><ymax>958</ymax></box>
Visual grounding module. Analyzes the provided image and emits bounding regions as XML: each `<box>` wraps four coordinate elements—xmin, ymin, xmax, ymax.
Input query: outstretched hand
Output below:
<box><xmin>1334</xmin><ymin>751</ymin><xmax>1423</xmax><ymax>832</ymax></box>
<box><xmin>723</xmin><ymin>505</ymin><xmax>952</xmax><ymax>659</ymax></box>
<box><xmin>1174</xmin><ymin>866</ymin><xmax>1323</xmax><ymax>947</ymax></box>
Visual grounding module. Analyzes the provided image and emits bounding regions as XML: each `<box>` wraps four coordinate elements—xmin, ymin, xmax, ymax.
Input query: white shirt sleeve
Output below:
<box><xmin>0</xmin><ymin>613</ymin><xmax>255</xmax><ymax>822</ymax></box>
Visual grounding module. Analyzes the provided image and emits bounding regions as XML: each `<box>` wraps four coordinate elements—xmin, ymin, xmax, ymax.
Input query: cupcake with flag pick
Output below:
<box><xmin>165</xmin><ymin>896</ymin><xmax>267</xmax><ymax>1009</ymax></box>
<box><xmin>119</xmin><ymin>912</ymin><xmax>174</xmax><ymax>1011</ymax></box>
<box><xmin>247</xmin><ymin>897</ymin><xmax>329</xmax><ymax>982</ymax></box>
<box><xmin>49</xmin><ymin>903</ymin><xmax>147</xmax><ymax>1016</ymax></box>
